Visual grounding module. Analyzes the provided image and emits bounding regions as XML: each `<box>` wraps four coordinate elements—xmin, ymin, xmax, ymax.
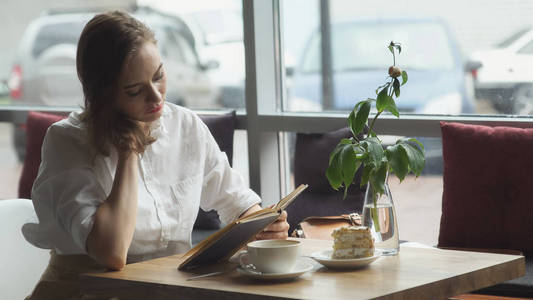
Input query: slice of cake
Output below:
<box><xmin>331</xmin><ymin>226</ymin><xmax>374</xmax><ymax>259</ymax></box>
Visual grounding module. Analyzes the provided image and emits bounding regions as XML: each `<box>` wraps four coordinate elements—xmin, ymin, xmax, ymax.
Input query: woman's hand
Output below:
<box><xmin>256</xmin><ymin>210</ymin><xmax>290</xmax><ymax>240</ymax></box>
<box><xmin>241</xmin><ymin>204</ymin><xmax>290</xmax><ymax>240</ymax></box>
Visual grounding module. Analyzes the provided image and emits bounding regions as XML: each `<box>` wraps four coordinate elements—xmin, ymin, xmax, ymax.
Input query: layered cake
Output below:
<box><xmin>331</xmin><ymin>226</ymin><xmax>374</xmax><ymax>259</ymax></box>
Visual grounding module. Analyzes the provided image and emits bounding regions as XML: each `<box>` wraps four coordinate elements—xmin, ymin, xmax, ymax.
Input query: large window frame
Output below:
<box><xmin>243</xmin><ymin>0</ymin><xmax>533</xmax><ymax>206</ymax></box>
<box><xmin>2</xmin><ymin>0</ymin><xmax>533</xmax><ymax>206</ymax></box>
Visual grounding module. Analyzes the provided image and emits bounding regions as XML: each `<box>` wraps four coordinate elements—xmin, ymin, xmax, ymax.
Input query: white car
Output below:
<box><xmin>470</xmin><ymin>28</ymin><xmax>533</xmax><ymax>114</ymax></box>
<box><xmin>179</xmin><ymin>8</ymin><xmax>246</xmax><ymax>108</ymax></box>
<box><xmin>8</xmin><ymin>8</ymin><xmax>220</xmax><ymax>160</ymax></box>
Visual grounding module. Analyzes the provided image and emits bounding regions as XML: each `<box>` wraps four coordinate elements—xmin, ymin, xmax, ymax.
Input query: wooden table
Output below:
<box><xmin>81</xmin><ymin>239</ymin><xmax>525</xmax><ymax>300</ymax></box>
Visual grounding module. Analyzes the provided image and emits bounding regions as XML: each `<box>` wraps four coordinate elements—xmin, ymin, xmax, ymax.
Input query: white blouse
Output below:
<box><xmin>22</xmin><ymin>103</ymin><xmax>261</xmax><ymax>261</ymax></box>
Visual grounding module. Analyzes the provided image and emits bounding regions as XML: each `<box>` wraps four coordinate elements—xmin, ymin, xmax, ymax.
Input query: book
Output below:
<box><xmin>178</xmin><ymin>184</ymin><xmax>308</xmax><ymax>270</ymax></box>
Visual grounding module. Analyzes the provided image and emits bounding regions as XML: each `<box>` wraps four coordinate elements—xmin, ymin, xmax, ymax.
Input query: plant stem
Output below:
<box><xmin>367</xmin><ymin>111</ymin><xmax>381</xmax><ymax>138</ymax></box>
<box><xmin>371</xmin><ymin>183</ymin><xmax>381</xmax><ymax>232</ymax></box>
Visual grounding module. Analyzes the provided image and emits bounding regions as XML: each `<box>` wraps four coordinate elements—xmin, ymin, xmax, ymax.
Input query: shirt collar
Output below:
<box><xmin>149</xmin><ymin>103</ymin><xmax>170</xmax><ymax>139</ymax></box>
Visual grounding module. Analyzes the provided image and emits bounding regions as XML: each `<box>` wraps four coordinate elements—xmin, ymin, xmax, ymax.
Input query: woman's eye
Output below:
<box><xmin>154</xmin><ymin>72</ymin><xmax>164</xmax><ymax>81</ymax></box>
<box><xmin>126</xmin><ymin>89</ymin><xmax>142</xmax><ymax>97</ymax></box>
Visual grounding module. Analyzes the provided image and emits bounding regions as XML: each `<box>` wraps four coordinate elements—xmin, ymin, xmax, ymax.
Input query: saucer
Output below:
<box><xmin>237</xmin><ymin>259</ymin><xmax>313</xmax><ymax>280</ymax></box>
<box><xmin>310</xmin><ymin>249</ymin><xmax>382</xmax><ymax>270</ymax></box>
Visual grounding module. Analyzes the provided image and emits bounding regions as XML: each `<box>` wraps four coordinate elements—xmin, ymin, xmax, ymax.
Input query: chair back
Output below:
<box><xmin>287</xmin><ymin>127</ymin><xmax>366</xmax><ymax>234</ymax></box>
<box><xmin>439</xmin><ymin>121</ymin><xmax>533</xmax><ymax>256</ymax></box>
<box><xmin>17</xmin><ymin>110</ymin><xmax>237</xmax><ymax>230</ymax></box>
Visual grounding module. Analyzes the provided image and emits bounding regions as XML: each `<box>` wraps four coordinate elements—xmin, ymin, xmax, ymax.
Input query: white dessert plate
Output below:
<box><xmin>237</xmin><ymin>258</ymin><xmax>313</xmax><ymax>280</ymax></box>
<box><xmin>309</xmin><ymin>249</ymin><xmax>382</xmax><ymax>270</ymax></box>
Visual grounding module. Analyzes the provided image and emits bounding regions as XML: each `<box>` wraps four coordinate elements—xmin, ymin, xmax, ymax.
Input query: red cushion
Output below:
<box><xmin>18</xmin><ymin>112</ymin><xmax>66</xmax><ymax>199</ymax></box>
<box><xmin>439</xmin><ymin>122</ymin><xmax>533</xmax><ymax>255</ymax></box>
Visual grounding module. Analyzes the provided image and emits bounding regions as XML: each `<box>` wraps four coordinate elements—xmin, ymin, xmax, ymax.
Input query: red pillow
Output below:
<box><xmin>18</xmin><ymin>111</ymin><xmax>66</xmax><ymax>199</ymax></box>
<box><xmin>439</xmin><ymin>122</ymin><xmax>533</xmax><ymax>256</ymax></box>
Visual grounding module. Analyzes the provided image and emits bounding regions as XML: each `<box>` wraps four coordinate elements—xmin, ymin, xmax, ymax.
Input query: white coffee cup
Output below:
<box><xmin>240</xmin><ymin>239</ymin><xmax>301</xmax><ymax>273</ymax></box>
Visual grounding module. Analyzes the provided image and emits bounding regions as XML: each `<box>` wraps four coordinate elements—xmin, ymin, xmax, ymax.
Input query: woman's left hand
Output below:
<box><xmin>256</xmin><ymin>210</ymin><xmax>289</xmax><ymax>240</ymax></box>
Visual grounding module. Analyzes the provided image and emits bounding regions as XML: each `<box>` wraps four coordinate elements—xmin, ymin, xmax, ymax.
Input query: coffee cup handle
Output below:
<box><xmin>238</xmin><ymin>251</ymin><xmax>248</xmax><ymax>267</ymax></box>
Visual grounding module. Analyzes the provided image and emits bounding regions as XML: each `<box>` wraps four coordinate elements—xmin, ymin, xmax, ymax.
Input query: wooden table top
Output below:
<box><xmin>81</xmin><ymin>239</ymin><xmax>525</xmax><ymax>300</ymax></box>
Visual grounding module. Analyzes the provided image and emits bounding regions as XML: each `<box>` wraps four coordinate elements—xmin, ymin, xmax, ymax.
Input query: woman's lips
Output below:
<box><xmin>147</xmin><ymin>103</ymin><xmax>163</xmax><ymax>114</ymax></box>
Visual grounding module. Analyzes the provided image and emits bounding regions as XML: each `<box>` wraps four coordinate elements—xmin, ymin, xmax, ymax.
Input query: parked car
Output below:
<box><xmin>288</xmin><ymin>17</ymin><xmax>480</xmax><ymax>175</ymax></box>
<box><xmin>470</xmin><ymin>27</ymin><xmax>533</xmax><ymax>114</ymax></box>
<box><xmin>288</xmin><ymin>17</ymin><xmax>479</xmax><ymax>115</ymax></box>
<box><xmin>178</xmin><ymin>8</ymin><xmax>246</xmax><ymax>108</ymax></box>
<box><xmin>8</xmin><ymin>8</ymin><xmax>220</xmax><ymax>161</ymax></box>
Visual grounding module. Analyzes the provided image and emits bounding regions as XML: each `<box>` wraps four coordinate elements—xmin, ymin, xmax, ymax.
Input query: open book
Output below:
<box><xmin>178</xmin><ymin>184</ymin><xmax>308</xmax><ymax>270</ymax></box>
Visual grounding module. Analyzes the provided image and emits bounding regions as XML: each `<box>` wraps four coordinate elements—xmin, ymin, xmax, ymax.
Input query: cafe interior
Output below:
<box><xmin>1</xmin><ymin>0</ymin><xmax>532</xmax><ymax>299</ymax></box>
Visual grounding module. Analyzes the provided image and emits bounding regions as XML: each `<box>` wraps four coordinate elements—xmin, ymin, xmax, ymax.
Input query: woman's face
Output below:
<box><xmin>115</xmin><ymin>41</ymin><xmax>167</xmax><ymax>123</ymax></box>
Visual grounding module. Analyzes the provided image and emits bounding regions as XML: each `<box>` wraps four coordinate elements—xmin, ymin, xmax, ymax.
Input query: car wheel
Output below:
<box><xmin>512</xmin><ymin>84</ymin><xmax>533</xmax><ymax>115</ymax></box>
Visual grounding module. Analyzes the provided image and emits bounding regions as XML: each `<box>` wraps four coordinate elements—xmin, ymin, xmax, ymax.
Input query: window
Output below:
<box><xmin>244</xmin><ymin>0</ymin><xmax>533</xmax><ymax>246</ymax></box>
<box><xmin>0</xmin><ymin>0</ymin><xmax>247</xmax><ymax>200</ymax></box>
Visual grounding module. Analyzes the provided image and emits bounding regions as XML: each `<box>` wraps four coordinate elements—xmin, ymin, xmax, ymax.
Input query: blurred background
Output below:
<box><xmin>2</xmin><ymin>0</ymin><xmax>533</xmax><ymax>247</ymax></box>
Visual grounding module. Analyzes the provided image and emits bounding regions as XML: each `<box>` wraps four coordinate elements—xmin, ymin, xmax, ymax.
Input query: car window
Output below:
<box><xmin>153</xmin><ymin>26</ymin><xmax>184</xmax><ymax>65</ymax></box>
<box><xmin>496</xmin><ymin>28</ymin><xmax>530</xmax><ymax>48</ymax></box>
<box><xmin>32</xmin><ymin>22</ymin><xmax>84</xmax><ymax>58</ymax></box>
<box><xmin>174</xmin><ymin>32</ymin><xmax>199</xmax><ymax>67</ymax></box>
<box><xmin>300</xmin><ymin>22</ymin><xmax>455</xmax><ymax>74</ymax></box>
<box><xmin>518</xmin><ymin>39</ymin><xmax>533</xmax><ymax>54</ymax></box>
<box><xmin>189</xmin><ymin>10</ymin><xmax>243</xmax><ymax>44</ymax></box>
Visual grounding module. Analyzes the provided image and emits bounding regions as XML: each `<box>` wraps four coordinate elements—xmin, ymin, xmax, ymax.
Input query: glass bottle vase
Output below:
<box><xmin>362</xmin><ymin>178</ymin><xmax>399</xmax><ymax>256</ymax></box>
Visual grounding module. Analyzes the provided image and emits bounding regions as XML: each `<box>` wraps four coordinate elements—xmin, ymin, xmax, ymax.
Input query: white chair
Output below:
<box><xmin>0</xmin><ymin>199</ymin><xmax>49</xmax><ymax>300</ymax></box>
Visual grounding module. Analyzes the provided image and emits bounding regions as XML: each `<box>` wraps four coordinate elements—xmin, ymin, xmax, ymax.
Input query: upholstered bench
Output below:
<box><xmin>17</xmin><ymin>110</ymin><xmax>237</xmax><ymax>245</ymax></box>
<box><xmin>286</xmin><ymin>127</ymin><xmax>366</xmax><ymax>234</ymax></box>
<box><xmin>439</xmin><ymin>122</ymin><xmax>533</xmax><ymax>298</ymax></box>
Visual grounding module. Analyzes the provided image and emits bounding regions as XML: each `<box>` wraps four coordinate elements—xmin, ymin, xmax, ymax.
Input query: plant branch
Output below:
<box><xmin>367</xmin><ymin>111</ymin><xmax>381</xmax><ymax>138</ymax></box>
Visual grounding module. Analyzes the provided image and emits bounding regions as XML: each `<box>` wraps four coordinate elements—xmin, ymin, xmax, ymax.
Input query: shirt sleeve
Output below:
<box><xmin>195</xmin><ymin>117</ymin><xmax>261</xmax><ymax>224</ymax></box>
<box><xmin>31</xmin><ymin>124</ymin><xmax>106</xmax><ymax>252</ymax></box>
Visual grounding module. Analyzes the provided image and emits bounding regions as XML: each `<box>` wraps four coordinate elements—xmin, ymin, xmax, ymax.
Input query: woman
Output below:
<box><xmin>22</xmin><ymin>11</ymin><xmax>289</xmax><ymax>299</ymax></box>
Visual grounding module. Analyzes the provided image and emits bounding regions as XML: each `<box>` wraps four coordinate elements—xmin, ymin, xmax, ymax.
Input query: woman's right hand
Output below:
<box><xmin>86</xmin><ymin>144</ymin><xmax>139</xmax><ymax>270</ymax></box>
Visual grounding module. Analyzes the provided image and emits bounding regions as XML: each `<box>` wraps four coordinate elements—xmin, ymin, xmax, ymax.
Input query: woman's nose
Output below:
<box><xmin>146</xmin><ymin>83</ymin><xmax>162</xmax><ymax>103</ymax></box>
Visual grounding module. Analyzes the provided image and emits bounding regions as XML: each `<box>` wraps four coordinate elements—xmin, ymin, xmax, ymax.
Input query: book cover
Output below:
<box><xmin>178</xmin><ymin>184</ymin><xmax>308</xmax><ymax>270</ymax></box>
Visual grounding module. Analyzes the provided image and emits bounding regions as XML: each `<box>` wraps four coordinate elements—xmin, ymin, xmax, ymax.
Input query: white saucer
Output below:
<box><xmin>310</xmin><ymin>249</ymin><xmax>381</xmax><ymax>270</ymax></box>
<box><xmin>237</xmin><ymin>259</ymin><xmax>313</xmax><ymax>280</ymax></box>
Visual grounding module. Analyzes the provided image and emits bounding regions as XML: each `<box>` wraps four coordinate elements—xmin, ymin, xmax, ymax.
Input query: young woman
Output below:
<box><xmin>22</xmin><ymin>11</ymin><xmax>289</xmax><ymax>300</ymax></box>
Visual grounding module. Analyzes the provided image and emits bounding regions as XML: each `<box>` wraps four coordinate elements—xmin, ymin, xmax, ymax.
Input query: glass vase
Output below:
<box><xmin>362</xmin><ymin>177</ymin><xmax>399</xmax><ymax>256</ymax></box>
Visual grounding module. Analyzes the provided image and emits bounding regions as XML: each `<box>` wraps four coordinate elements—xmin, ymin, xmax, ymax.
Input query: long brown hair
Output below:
<box><xmin>77</xmin><ymin>11</ymin><xmax>156</xmax><ymax>156</ymax></box>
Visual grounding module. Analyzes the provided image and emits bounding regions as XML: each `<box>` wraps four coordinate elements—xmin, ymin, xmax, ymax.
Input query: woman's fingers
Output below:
<box><xmin>256</xmin><ymin>210</ymin><xmax>290</xmax><ymax>240</ymax></box>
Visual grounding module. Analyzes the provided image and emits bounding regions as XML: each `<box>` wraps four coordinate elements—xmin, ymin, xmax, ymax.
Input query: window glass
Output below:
<box><xmin>174</xmin><ymin>33</ymin><xmax>200</xmax><ymax>67</ymax></box>
<box><xmin>283</xmin><ymin>0</ymin><xmax>533</xmax><ymax>117</ymax></box>
<box><xmin>0</xmin><ymin>0</ymin><xmax>246</xmax><ymax>200</ymax></box>
<box><xmin>32</xmin><ymin>22</ymin><xmax>85</xmax><ymax>58</ymax></box>
<box><xmin>518</xmin><ymin>40</ymin><xmax>533</xmax><ymax>54</ymax></box>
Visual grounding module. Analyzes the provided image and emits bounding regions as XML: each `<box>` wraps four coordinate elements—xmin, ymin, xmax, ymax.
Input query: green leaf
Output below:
<box><xmin>353</xmin><ymin>100</ymin><xmax>371</xmax><ymax>135</ymax></box>
<box><xmin>326</xmin><ymin>152</ymin><xmax>342</xmax><ymax>190</ymax></box>
<box><xmin>400</xmin><ymin>143</ymin><xmax>425</xmax><ymax>177</ymax></box>
<box><xmin>386</xmin><ymin>144</ymin><xmax>409</xmax><ymax>181</ymax></box>
<box><xmin>375</xmin><ymin>82</ymin><xmax>390</xmax><ymax>96</ymax></box>
<box><xmin>376</xmin><ymin>87</ymin><xmax>390</xmax><ymax>112</ymax></box>
<box><xmin>397</xmin><ymin>45</ymin><xmax>402</xmax><ymax>54</ymax></box>
<box><xmin>376</xmin><ymin>87</ymin><xmax>399</xmax><ymax>117</ymax></box>
<box><xmin>360</xmin><ymin>162</ymin><xmax>373</xmax><ymax>187</ymax></box>
<box><xmin>328</xmin><ymin>140</ymin><xmax>345</xmax><ymax>165</ymax></box>
<box><xmin>387</xmin><ymin>100</ymin><xmax>400</xmax><ymax>118</ymax></box>
<box><xmin>340</xmin><ymin>144</ymin><xmax>358</xmax><ymax>186</ymax></box>
<box><xmin>393</xmin><ymin>78</ymin><xmax>400</xmax><ymax>98</ymax></box>
<box><xmin>348</xmin><ymin>109</ymin><xmax>357</xmax><ymax>137</ymax></box>
<box><xmin>388</xmin><ymin>45</ymin><xmax>394</xmax><ymax>54</ymax></box>
<box><xmin>369</xmin><ymin>162</ymin><xmax>388</xmax><ymax>195</ymax></box>
<box><xmin>361</xmin><ymin>137</ymin><xmax>384</xmax><ymax>167</ymax></box>
<box><xmin>401</xmin><ymin>70</ymin><xmax>408</xmax><ymax>86</ymax></box>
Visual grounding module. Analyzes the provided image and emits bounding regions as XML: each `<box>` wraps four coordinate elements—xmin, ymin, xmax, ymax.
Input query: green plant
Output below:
<box><xmin>326</xmin><ymin>41</ymin><xmax>426</xmax><ymax>206</ymax></box>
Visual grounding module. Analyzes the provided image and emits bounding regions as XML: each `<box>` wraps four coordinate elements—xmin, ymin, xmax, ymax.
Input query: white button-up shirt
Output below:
<box><xmin>22</xmin><ymin>103</ymin><xmax>261</xmax><ymax>261</ymax></box>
